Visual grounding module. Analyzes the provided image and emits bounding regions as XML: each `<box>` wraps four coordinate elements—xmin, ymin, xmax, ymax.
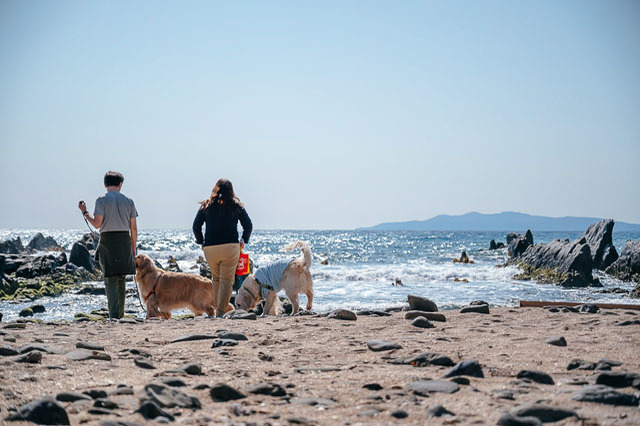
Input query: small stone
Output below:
<box><xmin>5</xmin><ymin>397</ymin><xmax>70</xmax><ymax>425</ymax></box>
<box><xmin>144</xmin><ymin>383</ymin><xmax>201</xmax><ymax>408</ymax></box>
<box><xmin>567</xmin><ymin>358</ymin><xmax>597</xmax><ymax>370</ymax></box>
<box><xmin>14</xmin><ymin>350</ymin><xmax>42</xmax><ymax>363</ymax></box>
<box><xmin>410</xmin><ymin>317</ymin><xmax>435</xmax><ymax>328</ymax></box>
<box><xmin>571</xmin><ymin>385</ymin><xmax>639</xmax><ymax>406</ymax></box>
<box><xmin>407</xmin><ymin>294</ymin><xmax>438</xmax><ymax>312</ymax></box>
<box><xmin>450</xmin><ymin>377</ymin><xmax>470</xmax><ymax>385</ymax></box>
<box><xmin>615</xmin><ymin>320</ymin><xmax>640</xmax><ymax>326</ymax></box>
<box><xmin>545</xmin><ymin>336</ymin><xmax>567</xmax><ymax>347</ymax></box>
<box><xmin>579</xmin><ymin>303</ymin><xmax>599</xmax><ymax>313</ymax></box>
<box><xmin>217</xmin><ymin>331</ymin><xmax>248</xmax><ymax>341</ymax></box>
<box><xmin>460</xmin><ymin>304</ymin><xmax>490</xmax><ymax>314</ymax></box>
<box><xmin>19</xmin><ymin>344</ymin><xmax>64</xmax><ymax>354</ymax></box>
<box><xmin>83</xmin><ymin>389</ymin><xmax>108</xmax><ymax>399</ymax></box>
<box><xmin>211</xmin><ymin>339</ymin><xmax>238</xmax><ymax>348</ymax></box>
<box><xmin>391</xmin><ymin>409</ymin><xmax>408</xmax><ymax>419</ymax></box>
<box><xmin>367</xmin><ymin>340</ymin><xmax>402</xmax><ymax>352</ymax></box>
<box><xmin>3</xmin><ymin>323</ymin><xmax>27</xmax><ymax>329</ymax></box>
<box><xmin>56</xmin><ymin>392</ymin><xmax>91</xmax><ymax>402</ymax></box>
<box><xmin>406</xmin><ymin>379</ymin><xmax>459</xmax><ymax>395</ymax></box>
<box><xmin>94</xmin><ymin>399</ymin><xmax>118</xmax><ymax>409</ymax></box>
<box><xmin>172</xmin><ymin>363</ymin><xmax>202</xmax><ymax>375</ymax></box>
<box><xmin>209</xmin><ymin>383</ymin><xmax>246</xmax><ymax>402</ymax></box>
<box><xmin>65</xmin><ymin>349</ymin><xmax>111</xmax><ymax>361</ymax></box>
<box><xmin>225</xmin><ymin>311</ymin><xmax>257</xmax><ymax>320</ymax></box>
<box><xmin>390</xmin><ymin>352</ymin><xmax>455</xmax><ymax>367</ymax></box>
<box><xmin>119</xmin><ymin>318</ymin><xmax>137</xmax><ymax>324</ymax></box>
<box><xmin>493</xmin><ymin>389</ymin><xmax>516</xmax><ymax>400</ymax></box>
<box><xmin>428</xmin><ymin>404</ymin><xmax>455</xmax><ymax>417</ymax></box>
<box><xmin>404</xmin><ymin>311</ymin><xmax>446</xmax><ymax>321</ymax></box>
<box><xmin>76</xmin><ymin>341</ymin><xmax>105</xmax><ymax>351</ymax></box>
<box><xmin>158</xmin><ymin>378</ymin><xmax>186</xmax><ymax>387</ymax></box>
<box><xmin>516</xmin><ymin>370</ymin><xmax>555</xmax><ymax>385</ymax></box>
<box><xmin>510</xmin><ymin>404</ymin><xmax>576</xmax><ymax>422</ymax></box>
<box><xmin>443</xmin><ymin>359</ymin><xmax>484</xmax><ymax>378</ymax></box>
<box><xmin>169</xmin><ymin>334</ymin><xmax>217</xmax><ymax>343</ymax></box>
<box><xmin>245</xmin><ymin>382</ymin><xmax>286</xmax><ymax>397</ymax></box>
<box><xmin>595</xmin><ymin>371</ymin><xmax>640</xmax><ymax>388</ymax></box>
<box><xmin>135</xmin><ymin>400</ymin><xmax>175</xmax><ymax>421</ymax></box>
<box><xmin>363</xmin><ymin>383</ymin><xmax>383</xmax><ymax>391</ymax></box>
<box><xmin>134</xmin><ymin>356</ymin><xmax>156</xmax><ymax>369</ymax></box>
<box><xmin>328</xmin><ymin>309</ymin><xmax>357</xmax><ymax>321</ymax></box>
<box><xmin>497</xmin><ymin>412</ymin><xmax>542</xmax><ymax>426</ymax></box>
<box><xmin>0</xmin><ymin>345</ymin><xmax>19</xmax><ymax>356</ymax></box>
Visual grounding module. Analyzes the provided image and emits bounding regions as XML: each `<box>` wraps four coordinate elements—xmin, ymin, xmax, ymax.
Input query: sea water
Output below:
<box><xmin>1</xmin><ymin>229</ymin><xmax>638</xmax><ymax>321</ymax></box>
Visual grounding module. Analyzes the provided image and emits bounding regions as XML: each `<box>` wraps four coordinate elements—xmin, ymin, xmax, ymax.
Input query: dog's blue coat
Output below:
<box><xmin>255</xmin><ymin>258</ymin><xmax>296</xmax><ymax>298</ymax></box>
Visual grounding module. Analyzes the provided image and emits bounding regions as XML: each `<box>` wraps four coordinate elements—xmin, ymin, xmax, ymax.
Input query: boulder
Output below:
<box><xmin>5</xmin><ymin>397</ymin><xmax>70</xmax><ymax>424</ymax></box>
<box><xmin>489</xmin><ymin>240</ymin><xmax>497</xmax><ymax>250</ymax></box>
<box><xmin>606</xmin><ymin>240</ymin><xmax>640</xmax><ymax>284</ymax></box>
<box><xmin>508</xmin><ymin>230</ymin><xmax>533</xmax><ymax>259</ymax></box>
<box><xmin>407</xmin><ymin>295</ymin><xmax>438</xmax><ymax>312</ymax></box>
<box><xmin>512</xmin><ymin>236</ymin><xmax>599</xmax><ymax>287</ymax></box>
<box><xmin>453</xmin><ymin>251</ymin><xmax>474</xmax><ymax>264</ymax></box>
<box><xmin>69</xmin><ymin>242</ymin><xmax>97</xmax><ymax>273</ymax></box>
<box><xmin>507</xmin><ymin>233</ymin><xmax>520</xmax><ymax>244</ymax></box>
<box><xmin>0</xmin><ymin>237</ymin><xmax>24</xmax><ymax>254</ymax></box>
<box><xmin>582</xmin><ymin>220</ymin><xmax>618</xmax><ymax>270</ymax></box>
<box><xmin>26</xmin><ymin>233</ymin><xmax>63</xmax><ymax>252</ymax></box>
<box><xmin>14</xmin><ymin>252</ymin><xmax>68</xmax><ymax>279</ymax></box>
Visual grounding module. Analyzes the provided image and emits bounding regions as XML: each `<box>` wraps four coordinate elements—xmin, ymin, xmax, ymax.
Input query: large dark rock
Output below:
<box><xmin>0</xmin><ymin>237</ymin><xmax>24</xmax><ymax>254</ymax></box>
<box><xmin>407</xmin><ymin>294</ymin><xmax>438</xmax><ymax>312</ymax></box>
<box><xmin>443</xmin><ymin>359</ymin><xmax>484</xmax><ymax>378</ymax></box>
<box><xmin>507</xmin><ymin>233</ymin><xmax>520</xmax><ymax>244</ymax></box>
<box><xmin>26</xmin><ymin>233</ymin><xmax>63</xmax><ymax>252</ymax></box>
<box><xmin>508</xmin><ymin>230</ymin><xmax>533</xmax><ymax>259</ymax></box>
<box><xmin>606</xmin><ymin>240</ymin><xmax>640</xmax><ymax>285</ymax></box>
<box><xmin>14</xmin><ymin>253</ymin><xmax>68</xmax><ymax>279</ymax></box>
<box><xmin>571</xmin><ymin>385</ymin><xmax>639</xmax><ymax>406</ymax></box>
<box><xmin>69</xmin><ymin>242</ymin><xmax>97</xmax><ymax>273</ymax></box>
<box><xmin>512</xmin><ymin>236</ymin><xmax>599</xmax><ymax>287</ymax></box>
<box><xmin>582</xmin><ymin>220</ymin><xmax>618</xmax><ymax>270</ymax></box>
<box><xmin>5</xmin><ymin>397</ymin><xmax>70</xmax><ymax>424</ymax></box>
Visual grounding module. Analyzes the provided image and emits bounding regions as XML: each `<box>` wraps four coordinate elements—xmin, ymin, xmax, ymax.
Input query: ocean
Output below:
<box><xmin>1</xmin><ymin>229</ymin><xmax>639</xmax><ymax>321</ymax></box>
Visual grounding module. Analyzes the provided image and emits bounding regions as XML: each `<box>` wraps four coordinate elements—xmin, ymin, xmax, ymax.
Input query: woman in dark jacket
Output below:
<box><xmin>193</xmin><ymin>178</ymin><xmax>252</xmax><ymax>317</ymax></box>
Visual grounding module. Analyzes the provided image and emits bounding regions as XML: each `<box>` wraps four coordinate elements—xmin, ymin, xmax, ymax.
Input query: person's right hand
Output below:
<box><xmin>78</xmin><ymin>201</ymin><xmax>87</xmax><ymax>213</ymax></box>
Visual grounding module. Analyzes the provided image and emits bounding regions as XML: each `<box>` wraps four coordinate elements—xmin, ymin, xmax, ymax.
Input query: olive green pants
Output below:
<box><xmin>104</xmin><ymin>276</ymin><xmax>126</xmax><ymax>319</ymax></box>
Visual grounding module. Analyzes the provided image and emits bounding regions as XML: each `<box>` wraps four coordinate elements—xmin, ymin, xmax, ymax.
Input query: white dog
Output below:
<box><xmin>235</xmin><ymin>241</ymin><xmax>313</xmax><ymax>315</ymax></box>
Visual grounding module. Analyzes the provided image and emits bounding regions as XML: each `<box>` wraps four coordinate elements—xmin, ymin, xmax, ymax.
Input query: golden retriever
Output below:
<box><xmin>134</xmin><ymin>254</ymin><xmax>225</xmax><ymax>319</ymax></box>
<box><xmin>235</xmin><ymin>241</ymin><xmax>313</xmax><ymax>315</ymax></box>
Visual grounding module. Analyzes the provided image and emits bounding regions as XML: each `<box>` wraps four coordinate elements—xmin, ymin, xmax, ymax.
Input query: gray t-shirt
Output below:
<box><xmin>94</xmin><ymin>191</ymin><xmax>138</xmax><ymax>233</ymax></box>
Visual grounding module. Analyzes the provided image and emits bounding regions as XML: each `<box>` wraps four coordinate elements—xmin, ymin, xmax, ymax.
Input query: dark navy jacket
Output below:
<box><xmin>192</xmin><ymin>203</ymin><xmax>252</xmax><ymax>247</ymax></box>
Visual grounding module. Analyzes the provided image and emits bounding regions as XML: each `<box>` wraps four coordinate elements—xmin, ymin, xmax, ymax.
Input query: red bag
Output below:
<box><xmin>236</xmin><ymin>252</ymin><xmax>250</xmax><ymax>276</ymax></box>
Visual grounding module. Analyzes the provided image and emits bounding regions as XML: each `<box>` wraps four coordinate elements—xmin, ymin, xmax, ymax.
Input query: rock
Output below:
<box><xmin>19</xmin><ymin>344</ymin><xmax>64</xmax><ymax>354</ymax></box>
<box><xmin>450</xmin><ymin>376</ymin><xmax>470</xmax><ymax>385</ymax></box>
<box><xmin>406</xmin><ymin>379</ymin><xmax>459</xmax><ymax>395</ymax></box>
<box><xmin>159</xmin><ymin>378</ymin><xmax>186</xmax><ymax>387</ymax></box>
<box><xmin>27</xmin><ymin>233</ymin><xmax>63</xmax><ymax>252</ymax></box>
<box><xmin>516</xmin><ymin>370</ymin><xmax>554</xmax><ymax>385</ymax></box>
<box><xmin>410</xmin><ymin>317</ymin><xmax>435</xmax><ymax>328</ymax></box>
<box><xmin>356</xmin><ymin>309</ymin><xmax>391</xmax><ymax>316</ymax></box>
<box><xmin>225</xmin><ymin>311</ymin><xmax>257</xmax><ymax>320</ymax></box>
<box><xmin>167</xmin><ymin>256</ymin><xmax>181</xmax><ymax>273</ymax></box>
<box><xmin>428</xmin><ymin>404</ymin><xmax>455</xmax><ymax>417</ymax></box>
<box><xmin>390</xmin><ymin>410</ymin><xmax>408</xmax><ymax>419</ymax></box>
<box><xmin>0</xmin><ymin>237</ymin><xmax>25</xmax><ymax>254</ymax></box>
<box><xmin>367</xmin><ymin>340</ymin><xmax>402</xmax><ymax>352</ymax></box>
<box><xmin>407</xmin><ymin>294</ymin><xmax>438</xmax><ymax>312</ymax></box>
<box><xmin>512</xmin><ymin>234</ymin><xmax>600</xmax><ymax>287</ymax></box>
<box><xmin>245</xmin><ymin>382</ymin><xmax>286</xmax><ymax>397</ymax></box>
<box><xmin>171</xmin><ymin>363</ymin><xmax>202</xmax><ymax>375</ymax></box>
<box><xmin>169</xmin><ymin>334</ymin><xmax>217</xmax><ymax>343</ymax></box>
<box><xmin>83</xmin><ymin>389</ymin><xmax>108</xmax><ymax>399</ymax></box>
<box><xmin>144</xmin><ymin>382</ymin><xmax>201</xmax><ymax>408</ymax></box>
<box><xmin>0</xmin><ymin>345</ymin><xmax>19</xmax><ymax>356</ymax></box>
<box><xmin>453</xmin><ymin>250</ymin><xmax>474</xmax><ymax>264</ymax></box>
<box><xmin>443</xmin><ymin>359</ymin><xmax>484</xmax><ymax>378</ymax></box>
<box><xmin>594</xmin><ymin>371</ymin><xmax>640</xmax><ymax>388</ymax></box>
<box><xmin>3</xmin><ymin>322</ymin><xmax>26</xmax><ymax>329</ymax></box>
<box><xmin>94</xmin><ymin>399</ymin><xmax>118</xmax><ymax>409</ymax></box>
<box><xmin>5</xmin><ymin>397</ymin><xmax>69</xmax><ymax>425</ymax></box>
<box><xmin>497</xmin><ymin>412</ymin><xmax>543</xmax><ymax>426</ymax></box>
<box><xmin>389</xmin><ymin>352</ymin><xmax>455</xmax><ymax>367</ymax></box>
<box><xmin>55</xmin><ymin>392</ymin><xmax>91</xmax><ymax>402</ymax></box>
<box><xmin>320</xmin><ymin>258</ymin><xmax>329</xmax><ymax>265</ymax></box>
<box><xmin>76</xmin><ymin>341</ymin><xmax>105</xmax><ymax>351</ymax></box>
<box><xmin>571</xmin><ymin>384</ymin><xmax>639</xmax><ymax>406</ymax></box>
<box><xmin>211</xmin><ymin>339</ymin><xmax>238</xmax><ymax>348</ymax></box>
<box><xmin>582</xmin><ymin>219</ymin><xmax>619</xmax><ymax>270</ymax></box>
<box><xmin>509</xmin><ymin>404</ymin><xmax>576</xmax><ymax>422</ymax></box>
<box><xmin>19</xmin><ymin>308</ymin><xmax>34</xmax><ymax>317</ymax></box>
<box><xmin>134</xmin><ymin>357</ymin><xmax>156</xmax><ymax>369</ymax></box>
<box><xmin>363</xmin><ymin>383</ymin><xmax>383</xmax><ymax>390</ymax></box>
<box><xmin>508</xmin><ymin>230</ymin><xmax>533</xmax><ymax>259</ymax></box>
<box><xmin>218</xmin><ymin>331</ymin><xmax>248</xmax><ymax>341</ymax></box>
<box><xmin>14</xmin><ymin>350</ymin><xmax>42</xmax><ymax>363</ymax></box>
<box><xmin>545</xmin><ymin>336</ymin><xmax>567</xmax><ymax>347</ymax></box>
<box><xmin>404</xmin><ymin>311</ymin><xmax>446</xmax><ymax>321</ymax></box>
<box><xmin>65</xmin><ymin>349</ymin><xmax>112</xmax><ymax>361</ymax></box>
<box><xmin>460</xmin><ymin>304</ymin><xmax>490</xmax><ymax>314</ymax></box>
<box><xmin>69</xmin><ymin>242</ymin><xmax>97</xmax><ymax>273</ymax></box>
<box><xmin>606</xmin><ymin>240</ymin><xmax>640</xmax><ymax>284</ymax></box>
<box><xmin>14</xmin><ymin>252</ymin><xmax>68</xmax><ymax>278</ymax></box>
<box><xmin>135</xmin><ymin>400</ymin><xmax>175</xmax><ymax>421</ymax></box>
<box><xmin>209</xmin><ymin>383</ymin><xmax>246</xmax><ymax>402</ymax></box>
<box><xmin>328</xmin><ymin>309</ymin><xmax>357</xmax><ymax>321</ymax></box>
<box><xmin>489</xmin><ymin>240</ymin><xmax>498</xmax><ymax>250</ymax></box>
<box><xmin>579</xmin><ymin>303</ymin><xmax>599</xmax><ymax>313</ymax></box>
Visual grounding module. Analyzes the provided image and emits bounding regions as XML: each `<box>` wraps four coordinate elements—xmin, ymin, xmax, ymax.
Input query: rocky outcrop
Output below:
<box><xmin>508</xmin><ymin>230</ymin><xmax>533</xmax><ymax>259</ymax></box>
<box><xmin>582</xmin><ymin>220</ymin><xmax>618</xmax><ymax>270</ymax></box>
<box><xmin>606</xmin><ymin>240</ymin><xmax>640</xmax><ymax>285</ymax></box>
<box><xmin>15</xmin><ymin>253</ymin><xmax>68</xmax><ymax>279</ymax></box>
<box><xmin>507</xmin><ymin>233</ymin><xmax>520</xmax><ymax>244</ymax></box>
<box><xmin>489</xmin><ymin>240</ymin><xmax>505</xmax><ymax>250</ymax></box>
<box><xmin>0</xmin><ymin>237</ymin><xmax>24</xmax><ymax>254</ymax></box>
<box><xmin>69</xmin><ymin>233</ymin><xmax>100</xmax><ymax>274</ymax></box>
<box><xmin>167</xmin><ymin>256</ymin><xmax>182</xmax><ymax>273</ymax></box>
<box><xmin>26</xmin><ymin>233</ymin><xmax>63</xmax><ymax>252</ymax></box>
<box><xmin>453</xmin><ymin>251</ymin><xmax>474</xmax><ymax>264</ymax></box>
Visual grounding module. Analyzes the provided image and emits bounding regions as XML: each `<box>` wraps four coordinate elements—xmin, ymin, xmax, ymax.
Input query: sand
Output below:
<box><xmin>1</xmin><ymin>306</ymin><xmax>639</xmax><ymax>425</ymax></box>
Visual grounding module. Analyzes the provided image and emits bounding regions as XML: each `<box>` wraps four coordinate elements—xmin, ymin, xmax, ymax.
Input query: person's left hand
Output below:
<box><xmin>78</xmin><ymin>201</ymin><xmax>87</xmax><ymax>213</ymax></box>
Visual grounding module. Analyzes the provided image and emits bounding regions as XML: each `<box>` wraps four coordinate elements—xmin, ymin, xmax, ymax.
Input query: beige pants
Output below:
<box><xmin>203</xmin><ymin>243</ymin><xmax>241</xmax><ymax>317</ymax></box>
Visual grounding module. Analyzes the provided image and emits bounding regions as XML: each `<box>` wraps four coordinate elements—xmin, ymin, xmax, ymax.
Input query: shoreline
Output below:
<box><xmin>1</xmin><ymin>306</ymin><xmax>639</xmax><ymax>425</ymax></box>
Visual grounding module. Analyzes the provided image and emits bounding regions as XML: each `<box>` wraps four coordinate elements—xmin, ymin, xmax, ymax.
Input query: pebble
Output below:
<box><xmin>367</xmin><ymin>340</ymin><xmax>402</xmax><ymax>352</ymax></box>
<box><xmin>406</xmin><ymin>379</ymin><xmax>460</xmax><ymax>395</ymax></box>
<box><xmin>579</xmin><ymin>303</ymin><xmax>599</xmax><ymax>313</ymax></box>
<box><xmin>159</xmin><ymin>377</ymin><xmax>186</xmax><ymax>387</ymax></box>
<box><xmin>428</xmin><ymin>404</ymin><xmax>455</xmax><ymax>417</ymax></box>
<box><xmin>292</xmin><ymin>397</ymin><xmax>335</xmax><ymax>406</ymax></box>
<box><xmin>211</xmin><ymin>339</ymin><xmax>239</xmax><ymax>348</ymax></box>
<box><xmin>144</xmin><ymin>382</ymin><xmax>201</xmax><ymax>408</ymax></box>
<box><xmin>509</xmin><ymin>404</ymin><xmax>576</xmax><ymax>422</ymax></box>
<box><xmin>328</xmin><ymin>309</ymin><xmax>357</xmax><ymax>321</ymax></box>
<box><xmin>76</xmin><ymin>341</ymin><xmax>105</xmax><ymax>351</ymax></box>
<box><xmin>0</xmin><ymin>345</ymin><xmax>19</xmax><ymax>356</ymax></box>
<box><xmin>245</xmin><ymin>382</ymin><xmax>286</xmax><ymax>397</ymax></box>
<box><xmin>516</xmin><ymin>370</ymin><xmax>555</xmax><ymax>385</ymax></box>
<box><xmin>390</xmin><ymin>409</ymin><xmax>408</xmax><ymax>419</ymax></box>
<box><xmin>615</xmin><ymin>320</ymin><xmax>640</xmax><ymax>326</ymax></box>
<box><xmin>14</xmin><ymin>350</ymin><xmax>42</xmax><ymax>363</ymax></box>
<box><xmin>135</xmin><ymin>400</ymin><xmax>175</xmax><ymax>421</ymax></box>
<box><xmin>5</xmin><ymin>397</ymin><xmax>70</xmax><ymax>425</ymax></box>
<box><xmin>3</xmin><ymin>323</ymin><xmax>27</xmax><ymax>329</ymax></box>
<box><xmin>94</xmin><ymin>398</ymin><xmax>118</xmax><ymax>409</ymax></box>
<box><xmin>134</xmin><ymin>356</ymin><xmax>157</xmax><ymax>369</ymax></box>
<box><xmin>56</xmin><ymin>392</ymin><xmax>91</xmax><ymax>402</ymax></box>
<box><xmin>443</xmin><ymin>359</ymin><xmax>484</xmax><ymax>378</ymax></box>
<box><xmin>570</xmin><ymin>384</ymin><xmax>639</xmax><ymax>406</ymax></box>
<box><xmin>497</xmin><ymin>412</ymin><xmax>542</xmax><ymax>426</ymax></box>
<box><xmin>493</xmin><ymin>389</ymin><xmax>516</xmax><ymax>400</ymax></box>
<box><xmin>407</xmin><ymin>294</ymin><xmax>438</xmax><ymax>312</ymax></box>
<box><xmin>363</xmin><ymin>383</ymin><xmax>383</xmax><ymax>390</ymax></box>
<box><xmin>545</xmin><ymin>336</ymin><xmax>567</xmax><ymax>347</ymax></box>
<box><xmin>169</xmin><ymin>363</ymin><xmax>203</xmax><ymax>375</ymax></box>
<box><xmin>123</xmin><ymin>348</ymin><xmax>152</xmax><ymax>358</ymax></box>
<box><xmin>404</xmin><ymin>311</ymin><xmax>447</xmax><ymax>321</ymax></box>
<box><xmin>410</xmin><ymin>317</ymin><xmax>435</xmax><ymax>328</ymax></box>
<box><xmin>356</xmin><ymin>310</ymin><xmax>391</xmax><ymax>316</ymax></box>
<box><xmin>450</xmin><ymin>377</ymin><xmax>471</xmax><ymax>385</ymax></box>
<box><xmin>119</xmin><ymin>318</ymin><xmax>138</xmax><ymax>324</ymax></box>
<box><xmin>390</xmin><ymin>352</ymin><xmax>455</xmax><ymax>367</ymax></box>
<box><xmin>225</xmin><ymin>311</ymin><xmax>258</xmax><ymax>320</ymax></box>
<box><xmin>209</xmin><ymin>383</ymin><xmax>246</xmax><ymax>402</ymax></box>
<box><xmin>217</xmin><ymin>331</ymin><xmax>248</xmax><ymax>341</ymax></box>
<box><xmin>83</xmin><ymin>389</ymin><xmax>108</xmax><ymax>399</ymax></box>
<box><xmin>170</xmin><ymin>334</ymin><xmax>217</xmax><ymax>343</ymax></box>
<box><xmin>19</xmin><ymin>344</ymin><xmax>64</xmax><ymax>354</ymax></box>
<box><xmin>65</xmin><ymin>349</ymin><xmax>112</xmax><ymax>361</ymax></box>
<box><xmin>460</xmin><ymin>304</ymin><xmax>490</xmax><ymax>314</ymax></box>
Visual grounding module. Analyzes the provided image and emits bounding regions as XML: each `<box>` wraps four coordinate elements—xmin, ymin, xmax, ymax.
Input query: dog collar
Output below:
<box><xmin>144</xmin><ymin>289</ymin><xmax>156</xmax><ymax>299</ymax></box>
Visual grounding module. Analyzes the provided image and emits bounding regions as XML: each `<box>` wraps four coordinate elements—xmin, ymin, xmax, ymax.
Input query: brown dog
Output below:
<box><xmin>135</xmin><ymin>254</ymin><xmax>223</xmax><ymax>319</ymax></box>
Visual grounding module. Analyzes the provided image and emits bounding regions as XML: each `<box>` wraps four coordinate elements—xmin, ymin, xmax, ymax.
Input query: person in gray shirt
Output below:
<box><xmin>78</xmin><ymin>171</ymin><xmax>138</xmax><ymax>319</ymax></box>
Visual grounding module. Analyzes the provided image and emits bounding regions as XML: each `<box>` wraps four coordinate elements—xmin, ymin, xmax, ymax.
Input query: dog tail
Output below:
<box><xmin>284</xmin><ymin>240</ymin><xmax>312</xmax><ymax>269</ymax></box>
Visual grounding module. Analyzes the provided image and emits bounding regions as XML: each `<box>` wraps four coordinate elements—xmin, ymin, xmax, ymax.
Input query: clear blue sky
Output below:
<box><xmin>1</xmin><ymin>0</ymin><xmax>639</xmax><ymax>229</ymax></box>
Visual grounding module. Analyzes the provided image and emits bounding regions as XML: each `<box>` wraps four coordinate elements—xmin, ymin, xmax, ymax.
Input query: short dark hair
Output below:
<box><xmin>104</xmin><ymin>171</ymin><xmax>124</xmax><ymax>187</ymax></box>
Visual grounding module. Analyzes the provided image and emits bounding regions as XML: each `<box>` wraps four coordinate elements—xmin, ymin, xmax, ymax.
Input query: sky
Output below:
<box><xmin>0</xmin><ymin>0</ymin><xmax>639</xmax><ymax>230</ymax></box>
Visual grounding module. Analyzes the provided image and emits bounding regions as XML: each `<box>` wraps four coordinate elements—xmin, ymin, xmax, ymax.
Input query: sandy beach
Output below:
<box><xmin>1</xmin><ymin>305</ymin><xmax>639</xmax><ymax>425</ymax></box>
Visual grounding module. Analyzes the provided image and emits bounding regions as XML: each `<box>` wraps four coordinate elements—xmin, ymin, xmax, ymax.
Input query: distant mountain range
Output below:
<box><xmin>357</xmin><ymin>211</ymin><xmax>640</xmax><ymax>232</ymax></box>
